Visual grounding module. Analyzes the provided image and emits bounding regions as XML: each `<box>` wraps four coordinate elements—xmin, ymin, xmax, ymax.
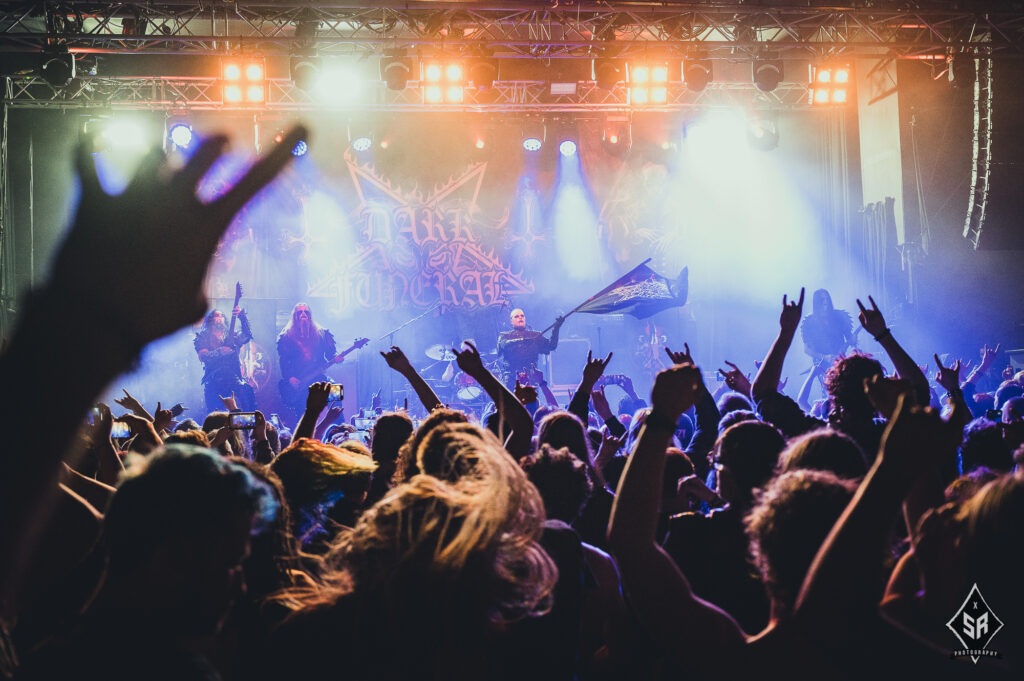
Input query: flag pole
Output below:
<box><xmin>538</xmin><ymin>258</ymin><xmax>652</xmax><ymax>334</ymax></box>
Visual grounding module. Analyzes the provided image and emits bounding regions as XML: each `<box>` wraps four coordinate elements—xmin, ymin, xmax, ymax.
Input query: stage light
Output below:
<box><xmin>316</xmin><ymin>59</ymin><xmax>365</xmax><ymax>104</ymax></box>
<box><xmin>352</xmin><ymin>136</ymin><xmax>372</xmax><ymax>152</ymax></box>
<box><xmin>422</xmin><ymin>59</ymin><xmax>465</xmax><ymax>103</ymax></box>
<box><xmin>290</xmin><ymin>55</ymin><xmax>320</xmax><ymax>91</ymax></box>
<box><xmin>168</xmin><ymin>122</ymin><xmax>194</xmax><ymax>149</ymax></box>
<box><xmin>467</xmin><ymin>57</ymin><xmax>499</xmax><ymax>90</ymax></box>
<box><xmin>223</xmin><ymin>59</ymin><xmax>266</xmax><ymax>104</ymax></box>
<box><xmin>40</xmin><ymin>51</ymin><xmax>75</xmax><ymax>87</ymax></box>
<box><xmin>559</xmin><ymin>140</ymin><xmax>577</xmax><ymax>157</ymax></box>
<box><xmin>521</xmin><ymin>119</ymin><xmax>545</xmax><ymax>152</ymax></box>
<box><xmin>424</xmin><ymin>63</ymin><xmax>443</xmax><ymax>82</ymax></box>
<box><xmin>593</xmin><ymin>58</ymin><xmax>623</xmax><ymax>91</ymax></box>
<box><xmin>602</xmin><ymin>115</ymin><xmax>631</xmax><ymax>157</ymax></box>
<box><xmin>380</xmin><ymin>50</ymin><xmax>413</xmax><ymax>90</ymax></box>
<box><xmin>273</xmin><ymin>129</ymin><xmax>309</xmax><ymax>156</ymax></box>
<box><xmin>684</xmin><ymin>57</ymin><xmax>712</xmax><ymax>92</ymax></box>
<box><xmin>628</xmin><ymin>61</ymin><xmax>671</xmax><ymax>106</ymax></box>
<box><xmin>809</xmin><ymin>63</ymin><xmax>852</xmax><ymax>106</ymax></box>
<box><xmin>753</xmin><ymin>57</ymin><xmax>784</xmax><ymax>92</ymax></box>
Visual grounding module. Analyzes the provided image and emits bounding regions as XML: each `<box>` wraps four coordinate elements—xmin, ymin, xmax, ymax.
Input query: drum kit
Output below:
<box><xmin>423</xmin><ymin>343</ymin><xmax>499</xmax><ymax>404</ymax></box>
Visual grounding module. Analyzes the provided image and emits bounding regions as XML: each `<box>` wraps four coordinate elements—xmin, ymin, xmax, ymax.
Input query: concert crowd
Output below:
<box><xmin>0</xmin><ymin>127</ymin><xmax>1021</xmax><ymax>680</ymax></box>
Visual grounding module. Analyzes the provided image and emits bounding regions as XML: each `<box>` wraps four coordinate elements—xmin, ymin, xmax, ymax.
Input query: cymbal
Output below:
<box><xmin>425</xmin><ymin>344</ymin><xmax>458</xmax><ymax>362</ymax></box>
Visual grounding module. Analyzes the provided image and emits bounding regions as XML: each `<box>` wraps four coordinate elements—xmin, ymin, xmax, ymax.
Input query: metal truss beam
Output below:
<box><xmin>1</xmin><ymin>2</ymin><xmax>1022</xmax><ymax>60</ymax></box>
<box><xmin>2</xmin><ymin>74</ymin><xmax>811</xmax><ymax>112</ymax></box>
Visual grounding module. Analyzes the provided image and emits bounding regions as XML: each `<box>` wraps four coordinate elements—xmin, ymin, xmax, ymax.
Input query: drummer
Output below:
<box><xmin>495</xmin><ymin>308</ymin><xmax>564</xmax><ymax>390</ymax></box>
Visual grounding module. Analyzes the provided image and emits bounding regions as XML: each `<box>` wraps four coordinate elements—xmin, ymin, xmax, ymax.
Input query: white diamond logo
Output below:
<box><xmin>946</xmin><ymin>583</ymin><xmax>1004</xmax><ymax>664</ymax></box>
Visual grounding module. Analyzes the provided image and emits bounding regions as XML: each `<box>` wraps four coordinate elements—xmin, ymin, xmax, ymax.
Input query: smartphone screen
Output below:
<box><xmin>229</xmin><ymin>412</ymin><xmax>258</xmax><ymax>429</ymax></box>
<box><xmin>327</xmin><ymin>384</ymin><xmax>344</xmax><ymax>402</ymax></box>
<box><xmin>110</xmin><ymin>421</ymin><xmax>131</xmax><ymax>439</ymax></box>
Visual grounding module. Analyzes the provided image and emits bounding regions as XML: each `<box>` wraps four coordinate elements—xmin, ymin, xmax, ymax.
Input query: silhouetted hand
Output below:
<box><xmin>650</xmin><ymin>363</ymin><xmax>702</xmax><ymax>421</ymax></box>
<box><xmin>665</xmin><ymin>343</ymin><xmax>693</xmax><ymax>366</ymax></box>
<box><xmin>305</xmin><ymin>381</ymin><xmax>331</xmax><ymax>415</ymax></box>
<box><xmin>220</xmin><ymin>392</ymin><xmax>239</xmax><ymax>412</ymax></box>
<box><xmin>114</xmin><ymin>388</ymin><xmax>146</xmax><ymax>417</ymax></box>
<box><xmin>863</xmin><ymin>374</ymin><xmax>915</xmax><ymax>421</ymax></box>
<box><xmin>856</xmin><ymin>295</ymin><xmax>888</xmax><ymax>338</ymax></box>
<box><xmin>380</xmin><ymin>346</ymin><xmax>414</xmax><ymax>374</ymax></box>
<box><xmin>153</xmin><ymin>401</ymin><xmax>173</xmax><ymax>432</ymax></box>
<box><xmin>718</xmin><ymin>361</ymin><xmax>751</xmax><ymax>396</ymax></box>
<box><xmin>933</xmin><ymin>354</ymin><xmax>961</xmax><ymax>393</ymax></box>
<box><xmin>879</xmin><ymin>393</ymin><xmax>962</xmax><ymax>481</ymax></box>
<box><xmin>978</xmin><ymin>343</ymin><xmax>1000</xmax><ymax>373</ymax></box>
<box><xmin>779</xmin><ymin>288</ymin><xmax>805</xmax><ymax>335</ymax></box>
<box><xmin>453</xmin><ymin>341</ymin><xmax>487</xmax><ymax>378</ymax></box>
<box><xmin>591</xmin><ymin>387</ymin><xmax>614</xmax><ymax>421</ymax></box>
<box><xmin>582</xmin><ymin>350</ymin><xmax>614</xmax><ymax>385</ymax></box>
<box><xmin>596</xmin><ymin>431</ymin><xmax>624</xmax><ymax>465</ymax></box>
<box><xmin>253</xmin><ymin>410</ymin><xmax>268</xmax><ymax>442</ymax></box>
<box><xmin>47</xmin><ymin>126</ymin><xmax>306</xmax><ymax>350</ymax></box>
<box><xmin>514</xmin><ymin>380</ymin><xmax>538</xmax><ymax>405</ymax></box>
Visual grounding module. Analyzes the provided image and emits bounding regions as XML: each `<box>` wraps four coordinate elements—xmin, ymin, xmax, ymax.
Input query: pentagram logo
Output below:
<box><xmin>946</xmin><ymin>583</ymin><xmax>1003</xmax><ymax>664</ymax></box>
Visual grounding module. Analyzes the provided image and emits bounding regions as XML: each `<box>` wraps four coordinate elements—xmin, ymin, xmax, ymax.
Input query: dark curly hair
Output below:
<box><xmin>520</xmin><ymin>445</ymin><xmax>594</xmax><ymax>523</ymax></box>
<box><xmin>824</xmin><ymin>352</ymin><xmax>884</xmax><ymax>423</ymax></box>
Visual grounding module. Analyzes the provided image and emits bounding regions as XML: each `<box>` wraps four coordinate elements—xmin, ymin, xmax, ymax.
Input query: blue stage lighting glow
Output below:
<box><xmin>168</xmin><ymin>123</ymin><xmax>193</xmax><ymax>149</ymax></box>
<box><xmin>292</xmin><ymin>140</ymin><xmax>309</xmax><ymax>156</ymax></box>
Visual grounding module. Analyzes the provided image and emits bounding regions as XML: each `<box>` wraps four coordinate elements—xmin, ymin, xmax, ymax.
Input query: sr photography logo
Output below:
<box><xmin>946</xmin><ymin>583</ymin><xmax>1003</xmax><ymax>663</ymax></box>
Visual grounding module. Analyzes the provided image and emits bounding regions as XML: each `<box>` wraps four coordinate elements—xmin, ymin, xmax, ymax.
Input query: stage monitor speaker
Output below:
<box><xmin>549</xmin><ymin>337</ymin><xmax>591</xmax><ymax>390</ymax></box>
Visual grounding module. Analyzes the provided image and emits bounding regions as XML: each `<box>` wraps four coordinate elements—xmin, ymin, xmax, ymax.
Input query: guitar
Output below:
<box><xmin>227</xmin><ymin>282</ymin><xmax>243</xmax><ymax>342</ymax></box>
<box><xmin>278</xmin><ymin>337</ymin><xmax>370</xmax><ymax>409</ymax></box>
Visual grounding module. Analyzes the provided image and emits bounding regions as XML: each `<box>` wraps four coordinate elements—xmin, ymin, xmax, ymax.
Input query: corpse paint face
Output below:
<box><xmin>510</xmin><ymin>309</ymin><xmax>526</xmax><ymax>329</ymax></box>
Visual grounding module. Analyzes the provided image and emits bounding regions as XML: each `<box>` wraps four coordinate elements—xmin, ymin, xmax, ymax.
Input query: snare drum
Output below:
<box><xmin>455</xmin><ymin>372</ymin><xmax>483</xmax><ymax>401</ymax></box>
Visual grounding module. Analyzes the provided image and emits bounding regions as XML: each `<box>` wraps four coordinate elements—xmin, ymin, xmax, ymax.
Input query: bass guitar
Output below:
<box><xmin>227</xmin><ymin>281</ymin><xmax>243</xmax><ymax>342</ymax></box>
<box><xmin>278</xmin><ymin>337</ymin><xmax>370</xmax><ymax>409</ymax></box>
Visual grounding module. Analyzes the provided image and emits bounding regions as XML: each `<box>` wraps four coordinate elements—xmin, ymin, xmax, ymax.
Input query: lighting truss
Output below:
<box><xmin>0</xmin><ymin>2</ymin><xmax>1022</xmax><ymax>61</ymax></box>
<box><xmin>2</xmin><ymin>74</ymin><xmax>811</xmax><ymax>112</ymax></box>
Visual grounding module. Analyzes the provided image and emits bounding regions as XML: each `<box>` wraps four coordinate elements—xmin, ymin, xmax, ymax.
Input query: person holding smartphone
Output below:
<box><xmin>194</xmin><ymin>307</ymin><xmax>257</xmax><ymax>415</ymax></box>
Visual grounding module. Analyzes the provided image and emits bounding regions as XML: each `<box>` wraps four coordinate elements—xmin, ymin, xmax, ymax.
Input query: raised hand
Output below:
<box><xmin>114</xmin><ymin>388</ymin><xmax>146</xmax><ymax>417</ymax></box>
<box><xmin>591</xmin><ymin>386</ymin><xmax>614</xmax><ymax>421</ymax></box>
<box><xmin>779</xmin><ymin>287</ymin><xmax>805</xmax><ymax>335</ymax></box>
<box><xmin>305</xmin><ymin>381</ymin><xmax>331</xmax><ymax>415</ymax></box>
<box><xmin>856</xmin><ymin>295</ymin><xmax>888</xmax><ymax>338</ymax></box>
<box><xmin>380</xmin><ymin>346</ymin><xmax>414</xmax><ymax>374</ymax></box>
<box><xmin>665</xmin><ymin>343</ymin><xmax>693</xmax><ymax>366</ymax></box>
<box><xmin>153</xmin><ymin>401</ymin><xmax>174</xmax><ymax>433</ymax></box>
<box><xmin>453</xmin><ymin>340</ymin><xmax>486</xmax><ymax>377</ymax></box>
<box><xmin>514</xmin><ymin>380</ymin><xmax>538</xmax><ymax>405</ymax></box>
<box><xmin>220</xmin><ymin>392</ymin><xmax>239</xmax><ymax>412</ymax></box>
<box><xmin>718</xmin><ymin>361</ymin><xmax>751</xmax><ymax>397</ymax></box>
<box><xmin>978</xmin><ymin>343</ymin><xmax>1000</xmax><ymax>373</ymax></box>
<box><xmin>879</xmin><ymin>393</ymin><xmax>962</xmax><ymax>481</ymax></box>
<box><xmin>596</xmin><ymin>431</ymin><xmax>624</xmax><ymax>463</ymax></box>
<box><xmin>651</xmin><ymin>363</ymin><xmax>702</xmax><ymax>421</ymax></box>
<box><xmin>253</xmin><ymin>410</ymin><xmax>268</xmax><ymax>441</ymax></box>
<box><xmin>933</xmin><ymin>353</ymin><xmax>962</xmax><ymax>393</ymax></box>
<box><xmin>582</xmin><ymin>350</ymin><xmax>614</xmax><ymax>385</ymax></box>
<box><xmin>863</xmin><ymin>374</ymin><xmax>915</xmax><ymax>420</ymax></box>
<box><xmin>48</xmin><ymin>126</ymin><xmax>307</xmax><ymax>351</ymax></box>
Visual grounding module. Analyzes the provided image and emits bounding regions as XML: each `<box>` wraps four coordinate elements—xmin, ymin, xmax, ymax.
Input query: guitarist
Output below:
<box><xmin>194</xmin><ymin>305</ymin><xmax>256</xmax><ymax>414</ymax></box>
<box><xmin>277</xmin><ymin>302</ymin><xmax>337</xmax><ymax>417</ymax></box>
